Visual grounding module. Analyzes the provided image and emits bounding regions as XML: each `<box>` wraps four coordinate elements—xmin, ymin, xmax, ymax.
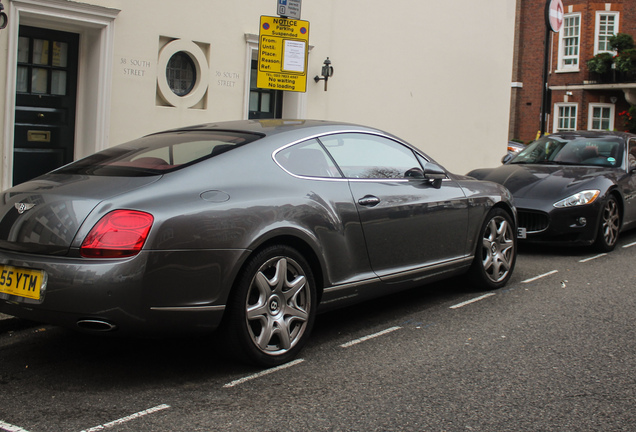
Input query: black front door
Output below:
<box><xmin>14</xmin><ymin>26</ymin><xmax>79</xmax><ymax>185</ymax></box>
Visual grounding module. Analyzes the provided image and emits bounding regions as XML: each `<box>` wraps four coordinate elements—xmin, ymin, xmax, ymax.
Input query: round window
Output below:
<box><xmin>166</xmin><ymin>51</ymin><xmax>196</xmax><ymax>96</ymax></box>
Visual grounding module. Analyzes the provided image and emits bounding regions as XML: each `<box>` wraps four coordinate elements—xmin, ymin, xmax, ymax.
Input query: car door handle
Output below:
<box><xmin>358</xmin><ymin>195</ymin><xmax>381</xmax><ymax>207</ymax></box>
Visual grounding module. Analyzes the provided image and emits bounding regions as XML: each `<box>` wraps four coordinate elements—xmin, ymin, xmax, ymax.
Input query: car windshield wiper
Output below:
<box><xmin>509</xmin><ymin>160</ymin><xmax>534</xmax><ymax>164</ymax></box>
<box><xmin>551</xmin><ymin>161</ymin><xmax>581</xmax><ymax>166</ymax></box>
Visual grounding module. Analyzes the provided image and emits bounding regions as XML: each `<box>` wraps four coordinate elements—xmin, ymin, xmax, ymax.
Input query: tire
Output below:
<box><xmin>593</xmin><ymin>195</ymin><xmax>620</xmax><ymax>252</ymax></box>
<box><xmin>222</xmin><ymin>244</ymin><xmax>317</xmax><ymax>367</ymax></box>
<box><xmin>468</xmin><ymin>208</ymin><xmax>517</xmax><ymax>290</ymax></box>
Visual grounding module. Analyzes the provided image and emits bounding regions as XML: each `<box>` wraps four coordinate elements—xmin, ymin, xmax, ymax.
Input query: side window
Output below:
<box><xmin>275</xmin><ymin>139</ymin><xmax>340</xmax><ymax>178</ymax></box>
<box><xmin>319</xmin><ymin>133</ymin><xmax>421</xmax><ymax>179</ymax></box>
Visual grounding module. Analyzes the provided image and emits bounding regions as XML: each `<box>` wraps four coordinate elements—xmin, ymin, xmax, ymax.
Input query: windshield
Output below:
<box><xmin>510</xmin><ymin>136</ymin><xmax>624</xmax><ymax>168</ymax></box>
<box><xmin>55</xmin><ymin>131</ymin><xmax>262</xmax><ymax>176</ymax></box>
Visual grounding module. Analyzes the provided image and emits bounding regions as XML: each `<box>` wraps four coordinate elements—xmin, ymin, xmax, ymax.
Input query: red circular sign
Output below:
<box><xmin>548</xmin><ymin>0</ymin><xmax>564</xmax><ymax>32</ymax></box>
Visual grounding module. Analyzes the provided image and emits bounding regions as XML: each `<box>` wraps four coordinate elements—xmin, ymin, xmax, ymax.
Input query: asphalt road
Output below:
<box><xmin>1</xmin><ymin>231</ymin><xmax>636</xmax><ymax>432</ymax></box>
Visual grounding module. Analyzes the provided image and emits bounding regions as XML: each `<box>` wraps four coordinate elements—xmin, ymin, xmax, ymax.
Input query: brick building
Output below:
<box><xmin>510</xmin><ymin>0</ymin><xmax>636</xmax><ymax>143</ymax></box>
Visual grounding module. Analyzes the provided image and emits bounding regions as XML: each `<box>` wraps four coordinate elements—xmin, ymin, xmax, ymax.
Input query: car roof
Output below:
<box><xmin>153</xmin><ymin>119</ymin><xmax>387</xmax><ymax>139</ymax></box>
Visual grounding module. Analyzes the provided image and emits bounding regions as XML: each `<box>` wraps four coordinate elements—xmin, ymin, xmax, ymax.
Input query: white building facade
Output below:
<box><xmin>0</xmin><ymin>0</ymin><xmax>517</xmax><ymax>190</ymax></box>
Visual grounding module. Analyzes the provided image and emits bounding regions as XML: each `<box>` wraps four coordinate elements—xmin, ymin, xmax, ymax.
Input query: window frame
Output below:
<box><xmin>594</xmin><ymin>11</ymin><xmax>619</xmax><ymax>55</ymax></box>
<box><xmin>553</xmin><ymin>103</ymin><xmax>578</xmax><ymax>132</ymax></box>
<box><xmin>557</xmin><ymin>13</ymin><xmax>581</xmax><ymax>71</ymax></box>
<box><xmin>588</xmin><ymin>103</ymin><xmax>615</xmax><ymax>131</ymax></box>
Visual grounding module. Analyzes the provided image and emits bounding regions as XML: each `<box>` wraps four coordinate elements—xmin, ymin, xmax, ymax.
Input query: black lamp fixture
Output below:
<box><xmin>314</xmin><ymin>57</ymin><xmax>333</xmax><ymax>91</ymax></box>
<box><xmin>0</xmin><ymin>1</ymin><xmax>8</xmax><ymax>30</ymax></box>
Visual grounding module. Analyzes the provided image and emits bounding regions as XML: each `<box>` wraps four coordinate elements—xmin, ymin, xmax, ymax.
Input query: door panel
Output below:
<box><xmin>349</xmin><ymin>180</ymin><xmax>469</xmax><ymax>278</ymax></box>
<box><xmin>319</xmin><ymin>132</ymin><xmax>469</xmax><ymax>278</ymax></box>
<box><xmin>14</xmin><ymin>26</ymin><xmax>79</xmax><ymax>185</ymax></box>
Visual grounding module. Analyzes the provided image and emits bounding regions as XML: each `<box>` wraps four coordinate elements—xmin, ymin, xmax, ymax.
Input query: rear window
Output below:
<box><xmin>55</xmin><ymin>131</ymin><xmax>262</xmax><ymax>176</ymax></box>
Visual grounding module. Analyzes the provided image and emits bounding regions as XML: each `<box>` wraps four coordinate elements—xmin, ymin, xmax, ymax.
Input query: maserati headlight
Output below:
<box><xmin>553</xmin><ymin>190</ymin><xmax>600</xmax><ymax>208</ymax></box>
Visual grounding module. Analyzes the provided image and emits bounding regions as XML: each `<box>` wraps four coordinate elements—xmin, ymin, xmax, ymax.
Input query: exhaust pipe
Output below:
<box><xmin>76</xmin><ymin>319</ymin><xmax>117</xmax><ymax>332</ymax></box>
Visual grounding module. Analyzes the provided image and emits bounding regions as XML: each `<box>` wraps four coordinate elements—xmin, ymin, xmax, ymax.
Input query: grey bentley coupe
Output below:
<box><xmin>0</xmin><ymin>120</ymin><xmax>516</xmax><ymax>366</ymax></box>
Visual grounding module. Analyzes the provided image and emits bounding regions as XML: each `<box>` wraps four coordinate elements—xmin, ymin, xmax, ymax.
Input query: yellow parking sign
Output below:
<box><xmin>258</xmin><ymin>16</ymin><xmax>309</xmax><ymax>92</ymax></box>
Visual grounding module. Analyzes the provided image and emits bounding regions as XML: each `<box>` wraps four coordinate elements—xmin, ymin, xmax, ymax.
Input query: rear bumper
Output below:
<box><xmin>0</xmin><ymin>248</ymin><xmax>244</xmax><ymax>335</ymax></box>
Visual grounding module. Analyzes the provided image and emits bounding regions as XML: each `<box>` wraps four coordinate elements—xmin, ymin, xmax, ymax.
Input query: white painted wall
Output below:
<box><xmin>0</xmin><ymin>0</ymin><xmax>516</xmax><ymax>190</ymax></box>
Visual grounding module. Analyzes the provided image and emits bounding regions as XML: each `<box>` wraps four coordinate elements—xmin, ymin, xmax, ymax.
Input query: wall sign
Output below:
<box><xmin>257</xmin><ymin>15</ymin><xmax>309</xmax><ymax>93</ymax></box>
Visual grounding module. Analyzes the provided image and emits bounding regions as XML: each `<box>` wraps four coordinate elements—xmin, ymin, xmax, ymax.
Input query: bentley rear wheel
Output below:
<box><xmin>223</xmin><ymin>244</ymin><xmax>316</xmax><ymax>367</ymax></box>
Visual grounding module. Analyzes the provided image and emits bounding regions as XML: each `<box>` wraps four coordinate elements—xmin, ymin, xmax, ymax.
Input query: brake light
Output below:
<box><xmin>81</xmin><ymin>210</ymin><xmax>154</xmax><ymax>258</ymax></box>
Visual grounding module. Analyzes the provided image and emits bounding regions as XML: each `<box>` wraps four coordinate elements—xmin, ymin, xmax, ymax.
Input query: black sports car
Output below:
<box><xmin>0</xmin><ymin>120</ymin><xmax>517</xmax><ymax>366</ymax></box>
<box><xmin>468</xmin><ymin>131</ymin><xmax>636</xmax><ymax>251</ymax></box>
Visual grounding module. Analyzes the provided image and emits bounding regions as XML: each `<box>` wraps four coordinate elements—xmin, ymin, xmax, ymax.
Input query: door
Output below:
<box><xmin>14</xmin><ymin>26</ymin><xmax>79</xmax><ymax>185</ymax></box>
<box><xmin>320</xmin><ymin>133</ymin><xmax>469</xmax><ymax>279</ymax></box>
<box><xmin>248</xmin><ymin>59</ymin><xmax>283</xmax><ymax>119</ymax></box>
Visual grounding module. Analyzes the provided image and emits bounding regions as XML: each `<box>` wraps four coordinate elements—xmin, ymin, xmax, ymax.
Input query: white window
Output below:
<box><xmin>558</xmin><ymin>14</ymin><xmax>581</xmax><ymax>70</ymax></box>
<box><xmin>554</xmin><ymin>104</ymin><xmax>578</xmax><ymax>132</ymax></box>
<box><xmin>588</xmin><ymin>103</ymin><xmax>614</xmax><ymax>131</ymax></box>
<box><xmin>595</xmin><ymin>12</ymin><xmax>619</xmax><ymax>54</ymax></box>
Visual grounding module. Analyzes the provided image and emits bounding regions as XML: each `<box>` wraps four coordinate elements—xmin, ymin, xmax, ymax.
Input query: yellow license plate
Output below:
<box><xmin>0</xmin><ymin>265</ymin><xmax>46</xmax><ymax>301</ymax></box>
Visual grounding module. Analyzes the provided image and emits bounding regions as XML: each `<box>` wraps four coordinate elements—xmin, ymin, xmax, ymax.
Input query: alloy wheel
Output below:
<box><xmin>481</xmin><ymin>215</ymin><xmax>515</xmax><ymax>284</ymax></box>
<box><xmin>600</xmin><ymin>197</ymin><xmax>620</xmax><ymax>248</ymax></box>
<box><xmin>245</xmin><ymin>256</ymin><xmax>311</xmax><ymax>356</ymax></box>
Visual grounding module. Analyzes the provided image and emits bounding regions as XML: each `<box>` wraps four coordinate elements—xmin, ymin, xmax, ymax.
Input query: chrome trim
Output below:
<box><xmin>150</xmin><ymin>305</ymin><xmax>226</xmax><ymax>312</ymax></box>
<box><xmin>323</xmin><ymin>277</ymin><xmax>380</xmax><ymax>293</ymax></box>
<box><xmin>271</xmin><ymin>129</ymin><xmax>445</xmax><ymax>183</ymax></box>
<box><xmin>380</xmin><ymin>256</ymin><xmax>473</xmax><ymax>283</ymax></box>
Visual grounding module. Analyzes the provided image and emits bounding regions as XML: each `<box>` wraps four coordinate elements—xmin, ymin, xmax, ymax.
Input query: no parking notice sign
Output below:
<box><xmin>257</xmin><ymin>15</ymin><xmax>310</xmax><ymax>92</ymax></box>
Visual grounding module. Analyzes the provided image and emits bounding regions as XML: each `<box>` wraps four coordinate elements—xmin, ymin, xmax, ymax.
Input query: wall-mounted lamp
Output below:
<box><xmin>565</xmin><ymin>91</ymin><xmax>573</xmax><ymax>96</ymax></box>
<box><xmin>314</xmin><ymin>57</ymin><xmax>333</xmax><ymax>91</ymax></box>
<box><xmin>0</xmin><ymin>2</ymin><xmax>8</xmax><ymax>30</ymax></box>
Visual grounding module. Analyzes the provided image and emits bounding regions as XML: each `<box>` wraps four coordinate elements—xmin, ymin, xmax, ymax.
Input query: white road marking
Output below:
<box><xmin>0</xmin><ymin>420</ymin><xmax>31</xmax><ymax>432</ymax></box>
<box><xmin>449</xmin><ymin>293</ymin><xmax>496</xmax><ymax>309</ymax></box>
<box><xmin>579</xmin><ymin>253</ymin><xmax>607</xmax><ymax>263</ymax></box>
<box><xmin>223</xmin><ymin>358</ymin><xmax>305</xmax><ymax>388</ymax></box>
<box><xmin>622</xmin><ymin>241</ymin><xmax>636</xmax><ymax>248</ymax></box>
<box><xmin>340</xmin><ymin>326</ymin><xmax>402</xmax><ymax>348</ymax></box>
<box><xmin>80</xmin><ymin>404</ymin><xmax>170</xmax><ymax>432</ymax></box>
<box><xmin>521</xmin><ymin>270</ymin><xmax>558</xmax><ymax>283</ymax></box>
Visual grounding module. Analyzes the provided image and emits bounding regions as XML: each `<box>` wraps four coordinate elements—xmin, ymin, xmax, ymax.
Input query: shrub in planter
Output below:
<box><xmin>615</xmin><ymin>48</ymin><xmax>636</xmax><ymax>73</ymax></box>
<box><xmin>609</xmin><ymin>33</ymin><xmax>635</xmax><ymax>53</ymax></box>
<box><xmin>587</xmin><ymin>52</ymin><xmax>614</xmax><ymax>74</ymax></box>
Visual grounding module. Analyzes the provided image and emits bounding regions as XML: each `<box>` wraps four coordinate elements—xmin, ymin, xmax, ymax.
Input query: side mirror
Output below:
<box><xmin>502</xmin><ymin>153</ymin><xmax>514</xmax><ymax>164</ymax></box>
<box><xmin>405</xmin><ymin>167</ymin><xmax>425</xmax><ymax>179</ymax></box>
<box><xmin>424</xmin><ymin>163</ymin><xmax>446</xmax><ymax>188</ymax></box>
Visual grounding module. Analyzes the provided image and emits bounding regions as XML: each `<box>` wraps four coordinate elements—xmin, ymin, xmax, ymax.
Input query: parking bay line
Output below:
<box><xmin>223</xmin><ymin>358</ymin><xmax>305</xmax><ymax>388</ymax></box>
<box><xmin>623</xmin><ymin>241</ymin><xmax>636</xmax><ymax>248</ymax></box>
<box><xmin>79</xmin><ymin>404</ymin><xmax>170</xmax><ymax>432</ymax></box>
<box><xmin>0</xmin><ymin>420</ymin><xmax>31</xmax><ymax>432</ymax></box>
<box><xmin>579</xmin><ymin>253</ymin><xmax>607</xmax><ymax>263</ymax></box>
<box><xmin>521</xmin><ymin>270</ymin><xmax>559</xmax><ymax>284</ymax></box>
<box><xmin>340</xmin><ymin>326</ymin><xmax>402</xmax><ymax>348</ymax></box>
<box><xmin>449</xmin><ymin>293</ymin><xmax>496</xmax><ymax>309</ymax></box>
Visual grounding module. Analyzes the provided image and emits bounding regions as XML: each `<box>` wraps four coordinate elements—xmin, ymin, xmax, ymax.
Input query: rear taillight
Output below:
<box><xmin>80</xmin><ymin>210</ymin><xmax>154</xmax><ymax>258</ymax></box>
